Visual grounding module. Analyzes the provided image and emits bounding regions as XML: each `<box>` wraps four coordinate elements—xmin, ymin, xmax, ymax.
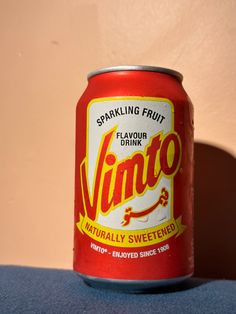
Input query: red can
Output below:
<box><xmin>73</xmin><ymin>66</ymin><xmax>194</xmax><ymax>292</ymax></box>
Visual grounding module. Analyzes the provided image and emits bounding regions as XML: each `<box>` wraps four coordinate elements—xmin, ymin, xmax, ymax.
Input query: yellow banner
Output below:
<box><xmin>76</xmin><ymin>214</ymin><xmax>186</xmax><ymax>248</ymax></box>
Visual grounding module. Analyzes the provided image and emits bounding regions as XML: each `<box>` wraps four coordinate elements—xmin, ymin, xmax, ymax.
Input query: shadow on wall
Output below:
<box><xmin>194</xmin><ymin>143</ymin><xmax>236</xmax><ymax>280</ymax></box>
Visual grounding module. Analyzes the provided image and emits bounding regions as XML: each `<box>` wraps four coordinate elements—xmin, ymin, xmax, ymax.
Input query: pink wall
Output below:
<box><xmin>0</xmin><ymin>0</ymin><xmax>235</xmax><ymax>269</ymax></box>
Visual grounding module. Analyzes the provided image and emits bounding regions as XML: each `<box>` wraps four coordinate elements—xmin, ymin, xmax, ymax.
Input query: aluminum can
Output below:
<box><xmin>73</xmin><ymin>66</ymin><xmax>194</xmax><ymax>292</ymax></box>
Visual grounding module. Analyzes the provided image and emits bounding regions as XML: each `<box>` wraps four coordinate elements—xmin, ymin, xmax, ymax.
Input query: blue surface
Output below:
<box><xmin>0</xmin><ymin>266</ymin><xmax>236</xmax><ymax>314</ymax></box>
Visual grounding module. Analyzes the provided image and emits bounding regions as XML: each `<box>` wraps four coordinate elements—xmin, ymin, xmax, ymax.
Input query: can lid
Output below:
<box><xmin>87</xmin><ymin>65</ymin><xmax>183</xmax><ymax>82</ymax></box>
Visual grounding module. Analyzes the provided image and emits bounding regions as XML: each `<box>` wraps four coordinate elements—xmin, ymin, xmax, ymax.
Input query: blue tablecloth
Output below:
<box><xmin>0</xmin><ymin>266</ymin><xmax>236</xmax><ymax>313</ymax></box>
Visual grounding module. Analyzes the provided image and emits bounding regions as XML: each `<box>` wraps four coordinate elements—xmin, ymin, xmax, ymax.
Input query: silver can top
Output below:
<box><xmin>87</xmin><ymin>65</ymin><xmax>183</xmax><ymax>82</ymax></box>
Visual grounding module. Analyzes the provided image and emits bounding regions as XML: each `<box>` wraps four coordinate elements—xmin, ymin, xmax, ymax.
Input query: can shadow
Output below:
<box><xmin>194</xmin><ymin>142</ymin><xmax>236</xmax><ymax>279</ymax></box>
<box><xmin>132</xmin><ymin>278</ymin><xmax>212</xmax><ymax>294</ymax></box>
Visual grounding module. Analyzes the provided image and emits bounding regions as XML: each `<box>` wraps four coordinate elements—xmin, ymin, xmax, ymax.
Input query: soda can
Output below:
<box><xmin>73</xmin><ymin>66</ymin><xmax>194</xmax><ymax>292</ymax></box>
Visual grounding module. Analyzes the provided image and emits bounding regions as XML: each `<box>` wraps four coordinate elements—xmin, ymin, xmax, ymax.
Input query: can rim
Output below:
<box><xmin>87</xmin><ymin>65</ymin><xmax>183</xmax><ymax>82</ymax></box>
